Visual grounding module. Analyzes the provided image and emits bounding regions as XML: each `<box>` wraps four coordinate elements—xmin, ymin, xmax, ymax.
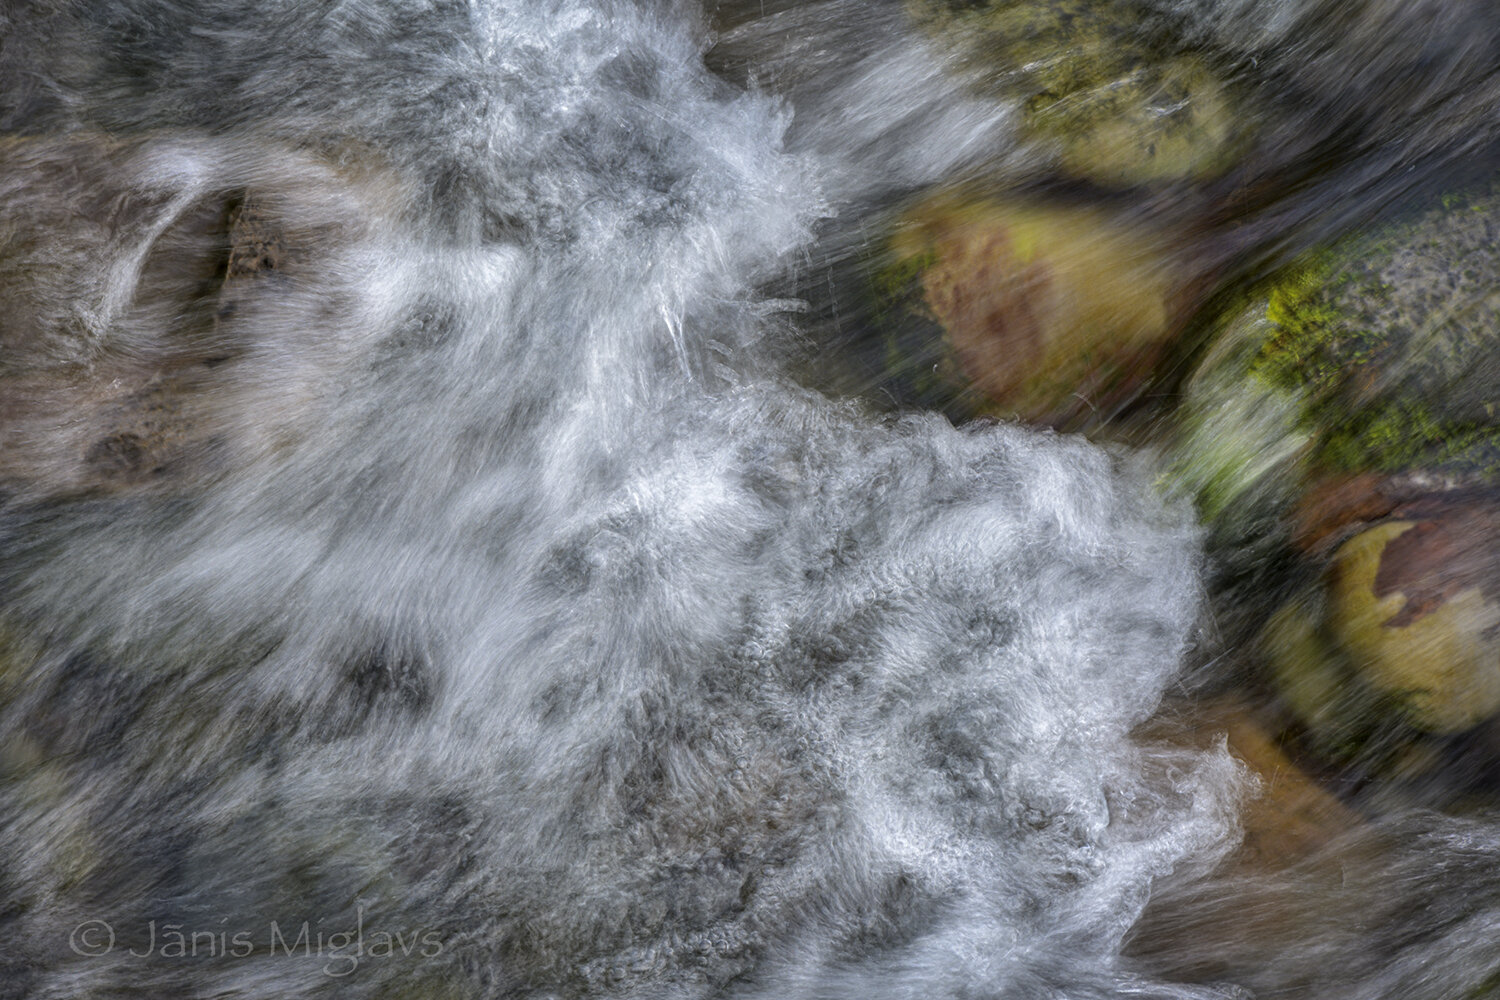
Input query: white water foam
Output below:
<box><xmin>0</xmin><ymin>3</ymin><xmax>1253</xmax><ymax>997</ymax></box>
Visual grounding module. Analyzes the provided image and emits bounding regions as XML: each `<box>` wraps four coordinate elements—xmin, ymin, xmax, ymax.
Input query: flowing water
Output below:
<box><xmin>1</xmin><ymin>1</ymin><xmax>1500</xmax><ymax>997</ymax></box>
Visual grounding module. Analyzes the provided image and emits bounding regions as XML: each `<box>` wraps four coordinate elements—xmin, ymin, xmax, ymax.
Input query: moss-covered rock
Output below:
<box><xmin>907</xmin><ymin>0</ymin><xmax>1246</xmax><ymax>186</ymax></box>
<box><xmin>1168</xmin><ymin>184</ymin><xmax>1500</xmax><ymax>767</ymax></box>
<box><xmin>1251</xmin><ymin>188</ymin><xmax>1500</xmax><ymax>480</ymax></box>
<box><xmin>1175</xmin><ymin>184</ymin><xmax>1500</xmax><ymax>546</ymax></box>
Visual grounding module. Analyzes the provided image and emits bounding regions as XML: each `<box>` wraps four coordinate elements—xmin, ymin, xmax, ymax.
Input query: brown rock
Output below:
<box><xmin>891</xmin><ymin>192</ymin><xmax>1199</xmax><ymax>425</ymax></box>
<box><xmin>1160</xmin><ymin>697</ymin><xmax>1359</xmax><ymax>871</ymax></box>
<box><xmin>1371</xmin><ymin>503</ymin><xmax>1500</xmax><ymax>626</ymax></box>
<box><xmin>1290</xmin><ymin>472</ymin><xmax>1400</xmax><ymax>554</ymax></box>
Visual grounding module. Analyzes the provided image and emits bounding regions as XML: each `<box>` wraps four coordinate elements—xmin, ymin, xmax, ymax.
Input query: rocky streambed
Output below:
<box><xmin>820</xmin><ymin>0</ymin><xmax>1500</xmax><ymax>865</ymax></box>
<box><xmin>5</xmin><ymin>1</ymin><xmax>1500</xmax><ymax>998</ymax></box>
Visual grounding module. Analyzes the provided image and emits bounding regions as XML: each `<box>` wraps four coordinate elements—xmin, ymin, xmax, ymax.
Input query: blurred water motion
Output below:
<box><xmin>1</xmin><ymin>2</ymin><xmax>1499</xmax><ymax>998</ymax></box>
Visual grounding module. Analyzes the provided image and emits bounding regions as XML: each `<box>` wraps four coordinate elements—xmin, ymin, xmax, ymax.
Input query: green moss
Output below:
<box><xmin>1245</xmin><ymin>228</ymin><xmax>1500</xmax><ymax>476</ymax></box>
<box><xmin>1319</xmin><ymin>401</ymin><xmax>1500</xmax><ymax>472</ymax></box>
<box><xmin>1249</xmin><ymin>251</ymin><xmax>1347</xmax><ymax>395</ymax></box>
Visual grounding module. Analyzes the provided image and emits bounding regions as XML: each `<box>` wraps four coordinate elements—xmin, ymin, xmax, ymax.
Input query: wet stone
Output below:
<box><xmin>872</xmin><ymin>190</ymin><xmax>1193</xmax><ymax>427</ymax></box>
<box><xmin>908</xmin><ymin>0</ymin><xmax>1247</xmax><ymax>186</ymax></box>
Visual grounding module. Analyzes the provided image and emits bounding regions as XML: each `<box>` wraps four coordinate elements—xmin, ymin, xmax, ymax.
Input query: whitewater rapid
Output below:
<box><xmin>3</xmin><ymin>1</ymin><xmax>1499</xmax><ymax>998</ymax></box>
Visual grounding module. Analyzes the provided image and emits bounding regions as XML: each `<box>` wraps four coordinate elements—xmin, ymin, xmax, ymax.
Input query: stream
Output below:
<box><xmin>2</xmin><ymin>1</ymin><xmax>1499</xmax><ymax>997</ymax></box>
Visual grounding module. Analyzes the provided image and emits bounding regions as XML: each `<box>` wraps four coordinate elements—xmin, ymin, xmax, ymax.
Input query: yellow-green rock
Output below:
<box><xmin>908</xmin><ymin>0</ymin><xmax>1244</xmax><ymax>186</ymax></box>
<box><xmin>879</xmin><ymin>191</ymin><xmax>1186</xmax><ymax>424</ymax></box>
<box><xmin>1328</xmin><ymin>521</ymin><xmax>1500</xmax><ymax>733</ymax></box>
<box><xmin>1259</xmin><ymin>508</ymin><xmax>1500</xmax><ymax>752</ymax></box>
<box><xmin>1256</xmin><ymin>590</ymin><xmax>1405</xmax><ymax>766</ymax></box>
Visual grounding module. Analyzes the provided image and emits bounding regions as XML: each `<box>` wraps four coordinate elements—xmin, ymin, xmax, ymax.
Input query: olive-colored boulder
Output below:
<box><xmin>1259</xmin><ymin>498</ymin><xmax>1500</xmax><ymax>752</ymax></box>
<box><xmin>1261</xmin><ymin>601</ymin><xmax>1355</xmax><ymax>745</ymax></box>
<box><xmin>879</xmin><ymin>191</ymin><xmax>1190</xmax><ymax>425</ymax></box>
<box><xmin>1328</xmin><ymin>515</ymin><xmax>1500</xmax><ymax>733</ymax></box>
<box><xmin>907</xmin><ymin>0</ymin><xmax>1245</xmax><ymax>186</ymax></box>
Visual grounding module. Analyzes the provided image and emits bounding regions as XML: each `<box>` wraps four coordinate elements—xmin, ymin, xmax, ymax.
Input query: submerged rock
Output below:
<box><xmin>875</xmin><ymin>190</ymin><xmax>1194</xmax><ymax>426</ymax></box>
<box><xmin>907</xmin><ymin>0</ymin><xmax>1246</xmax><ymax>186</ymax></box>
<box><xmin>1148</xmin><ymin>695</ymin><xmax>1359</xmax><ymax>871</ymax></box>
<box><xmin>1252</xmin><ymin>189</ymin><xmax>1500</xmax><ymax>479</ymax></box>
<box><xmin>1328</xmin><ymin>513</ymin><xmax>1500</xmax><ymax>734</ymax></box>
<box><xmin>1264</xmin><ymin>501</ymin><xmax>1500</xmax><ymax>741</ymax></box>
<box><xmin>1171</xmin><ymin>184</ymin><xmax>1500</xmax><ymax>764</ymax></box>
<box><xmin>1167</xmin><ymin>297</ymin><xmax>1307</xmax><ymax>537</ymax></box>
<box><xmin>1174</xmin><ymin>183</ymin><xmax>1500</xmax><ymax>550</ymax></box>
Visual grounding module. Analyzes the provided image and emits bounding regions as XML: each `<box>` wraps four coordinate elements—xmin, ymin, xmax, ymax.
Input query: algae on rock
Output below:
<box><xmin>907</xmin><ymin>0</ymin><xmax>1246</xmax><ymax>186</ymax></box>
<box><xmin>1173</xmin><ymin>184</ymin><xmax>1500</xmax><ymax>755</ymax></box>
<box><xmin>1251</xmin><ymin>189</ymin><xmax>1500</xmax><ymax>480</ymax></box>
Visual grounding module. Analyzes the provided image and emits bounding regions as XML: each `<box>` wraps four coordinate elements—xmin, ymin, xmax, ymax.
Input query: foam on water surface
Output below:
<box><xmin>11</xmin><ymin>1</ymin><xmax>1493</xmax><ymax>997</ymax></box>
